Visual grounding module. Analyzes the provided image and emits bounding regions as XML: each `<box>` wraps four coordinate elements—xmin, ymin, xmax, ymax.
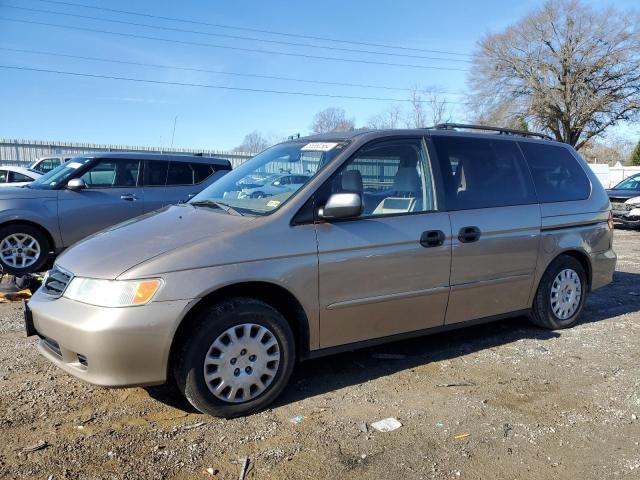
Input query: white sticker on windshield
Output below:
<box><xmin>67</xmin><ymin>162</ymin><xmax>83</xmax><ymax>169</ymax></box>
<box><xmin>301</xmin><ymin>142</ymin><xmax>338</xmax><ymax>152</ymax></box>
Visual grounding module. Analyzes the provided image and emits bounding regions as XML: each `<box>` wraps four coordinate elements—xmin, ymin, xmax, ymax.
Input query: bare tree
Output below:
<box><xmin>468</xmin><ymin>0</ymin><xmax>640</xmax><ymax>149</ymax></box>
<box><xmin>310</xmin><ymin>107</ymin><xmax>355</xmax><ymax>134</ymax></box>
<box><xmin>425</xmin><ymin>90</ymin><xmax>452</xmax><ymax>126</ymax></box>
<box><xmin>367</xmin><ymin>104</ymin><xmax>404</xmax><ymax>129</ymax></box>
<box><xmin>580</xmin><ymin>134</ymin><xmax>635</xmax><ymax>165</ymax></box>
<box><xmin>233</xmin><ymin>130</ymin><xmax>271</xmax><ymax>153</ymax></box>
<box><xmin>405</xmin><ymin>87</ymin><xmax>453</xmax><ymax>128</ymax></box>
<box><xmin>406</xmin><ymin>86</ymin><xmax>427</xmax><ymax>128</ymax></box>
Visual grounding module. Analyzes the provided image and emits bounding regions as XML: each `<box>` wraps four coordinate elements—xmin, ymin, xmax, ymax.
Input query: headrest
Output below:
<box><xmin>341</xmin><ymin>170</ymin><xmax>363</xmax><ymax>194</ymax></box>
<box><xmin>393</xmin><ymin>167</ymin><xmax>420</xmax><ymax>192</ymax></box>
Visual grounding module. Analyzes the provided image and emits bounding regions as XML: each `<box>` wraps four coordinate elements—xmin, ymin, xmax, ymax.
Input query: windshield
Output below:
<box><xmin>613</xmin><ymin>175</ymin><xmax>640</xmax><ymax>190</ymax></box>
<box><xmin>190</xmin><ymin>140</ymin><xmax>349</xmax><ymax>214</ymax></box>
<box><xmin>28</xmin><ymin>157</ymin><xmax>92</xmax><ymax>189</ymax></box>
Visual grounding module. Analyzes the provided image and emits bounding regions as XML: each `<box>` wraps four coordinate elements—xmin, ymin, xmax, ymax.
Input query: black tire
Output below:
<box><xmin>530</xmin><ymin>255</ymin><xmax>588</xmax><ymax>329</ymax></box>
<box><xmin>173</xmin><ymin>298</ymin><xmax>295</xmax><ymax>418</ymax></box>
<box><xmin>0</xmin><ymin>224</ymin><xmax>50</xmax><ymax>275</ymax></box>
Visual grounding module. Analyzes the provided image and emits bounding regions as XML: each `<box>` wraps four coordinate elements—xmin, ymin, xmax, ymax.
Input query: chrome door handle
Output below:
<box><xmin>120</xmin><ymin>194</ymin><xmax>139</xmax><ymax>201</ymax></box>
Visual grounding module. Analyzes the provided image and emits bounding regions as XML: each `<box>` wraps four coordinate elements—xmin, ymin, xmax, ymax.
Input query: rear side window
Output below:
<box><xmin>144</xmin><ymin>161</ymin><xmax>169</xmax><ymax>186</ymax></box>
<box><xmin>519</xmin><ymin>143</ymin><xmax>590</xmax><ymax>202</ymax></box>
<box><xmin>9</xmin><ymin>171</ymin><xmax>32</xmax><ymax>182</ymax></box>
<box><xmin>432</xmin><ymin>136</ymin><xmax>536</xmax><ymax>210</ymax></box>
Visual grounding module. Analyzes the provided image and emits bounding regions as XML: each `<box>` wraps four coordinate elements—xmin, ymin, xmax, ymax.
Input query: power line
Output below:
<box><xmin>3</xmin><ymin>4</ymin><xmax>473</xmax><ymax>64</ymax></box>
<box><xmin>0</xmin><ymin>64</ymin><xmax>475</xmax><ymax>104</ymax></box>
<box><xmin>30</xmin><ymin>0</ymin><xmax>474</xmax><ymax>58</ymax></box>
<box><xmin>1</xmin><ymin>17</ymin><xmax>469</xmax><ymax>72</ymax></box>
<box><xmin>0</xmin><ymin>46</ymin><xmax>465</xmax><ymax>95</ymax></box>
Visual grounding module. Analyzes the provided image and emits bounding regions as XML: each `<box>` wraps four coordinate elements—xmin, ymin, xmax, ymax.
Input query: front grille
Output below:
<box><xmin>40</xmin><ymin>266</ymin><xmax>73</xmax><ymax>297</ymax></box>
<box><xmin>611</xmin><ymin>202</ymin><xmax>634</xmax><ymax>212</ymax></box>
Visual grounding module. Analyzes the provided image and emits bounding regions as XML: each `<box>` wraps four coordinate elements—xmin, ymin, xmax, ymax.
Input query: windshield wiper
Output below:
<box><xmin>190</xmin><ymin>199</ymin><xmax>244</xmax><ymax>216</ymax></box>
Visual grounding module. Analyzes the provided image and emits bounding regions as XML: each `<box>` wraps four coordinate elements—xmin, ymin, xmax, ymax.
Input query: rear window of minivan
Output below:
<box><xmin>519</xmin><ymin>143</ymin><xmax>591</xmax><ymax>203</ymax></box>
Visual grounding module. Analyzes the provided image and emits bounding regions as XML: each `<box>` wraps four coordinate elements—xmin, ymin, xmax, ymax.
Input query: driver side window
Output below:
<box><xmin>81</xmin><ymin>160</ymin><xmax>140</xmax><ymax>188</ymax></box>
<box><xmin>328</xmin><ymin>138</ymin><xmax>436</xmax><ymax>217</ymax></box>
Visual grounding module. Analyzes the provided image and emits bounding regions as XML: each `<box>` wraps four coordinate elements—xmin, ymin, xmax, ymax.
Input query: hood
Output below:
<box><xmin>56</xmin><ymin>204</ymin><xmax>255</xmax><ymax>279</ymax></box>
<box><xmin>0</xmin><ymin>186</ymin><xmax>56</xmax><ymax>199</ymax></box>
<box><xmin>607</xmin><ymin>189</ymin><xmax>640</xmax><ymax>200</ymax></box>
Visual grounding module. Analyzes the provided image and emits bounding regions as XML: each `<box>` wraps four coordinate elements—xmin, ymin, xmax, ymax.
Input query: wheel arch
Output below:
<box><xmin>557</xmin><ymin>249</ymin><xmax>592</xmax><ymax>291</ymax></box>
<box><xmin>0</xmin><ymin>219</ymin><xmax>57</xmax><ymax>253</ymax></box>
<box><xmin>536</xmin><ymin>248</ymin><xmax>593</xmax><ymax>297</ymax></box>
<box><xmin>168</xmin><ymin>281</ymin><xmax>311</xmax><ymax>378</ymax></box>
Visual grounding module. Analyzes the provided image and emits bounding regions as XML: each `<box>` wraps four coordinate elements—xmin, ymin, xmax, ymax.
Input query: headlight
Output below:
<box><xmin>63</xmin><ymin>278</ymin><xmax>163</xmax><ymax>307</ymax></box>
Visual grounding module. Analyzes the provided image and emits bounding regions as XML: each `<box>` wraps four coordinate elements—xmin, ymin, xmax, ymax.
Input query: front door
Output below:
<box><xmin>315</xmin><ymin>138</ymin><xmax>451</xmax><ymax>348</ymax></box>
<box><xmin>58</xmin><ymin>158</ymin><xmax>144</xmax><ymax>247</ymax></box>
<box><xmin>430</xmin><ymin>135</ymin><xmax>541</xmax><ymax>324</ymax></box>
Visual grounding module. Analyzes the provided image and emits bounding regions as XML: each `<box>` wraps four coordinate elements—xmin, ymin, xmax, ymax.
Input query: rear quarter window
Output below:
<box><xmin>519</xmin><ymin>143</ymin><xmax>591</xmax><ymax>203</ymax></box>
<box><xmin>191</xmin><ymin>163</ymin><xmax>214</xmax><ymax>183</ymax></box>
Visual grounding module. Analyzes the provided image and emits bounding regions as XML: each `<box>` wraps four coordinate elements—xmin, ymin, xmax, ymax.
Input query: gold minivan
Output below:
<box><xmin>26</xmin><ymin>125</ymin><xmax>616</xmax><ymax>417</ymax></box>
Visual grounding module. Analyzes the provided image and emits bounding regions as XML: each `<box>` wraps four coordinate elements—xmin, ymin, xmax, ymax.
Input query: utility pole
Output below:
<box><xmin>171</xmin><ymin>116</ymin><xmax>178</xmax><ymax>148</ymax></box>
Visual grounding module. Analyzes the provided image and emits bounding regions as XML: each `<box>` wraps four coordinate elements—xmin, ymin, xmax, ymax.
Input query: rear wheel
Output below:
<box><xmin>173</xmin><ymin>298</ymin><xmax>295</xmax><ymax>418</ymax></box>
<box><xmin>0</xmin><ymin>224</ymin><xmax>50</xmax><ymax>274</ymax></box>
<box><xmin>530</xmin><ymin>255</ymin><xmax>587</xmax><ymax>329</ymax></box>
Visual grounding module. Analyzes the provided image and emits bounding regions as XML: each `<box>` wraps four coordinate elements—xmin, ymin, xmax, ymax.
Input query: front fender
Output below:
<box><xmin>0</xmin><ymin>199</ymin><xmax>62</xmax><ymax>250</ymax></box>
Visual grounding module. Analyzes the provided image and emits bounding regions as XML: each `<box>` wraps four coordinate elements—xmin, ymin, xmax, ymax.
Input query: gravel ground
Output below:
<box><xmin>1</xmin><ymin>229</ymin><xmax>639</xmax><ymax>480</ymax></box>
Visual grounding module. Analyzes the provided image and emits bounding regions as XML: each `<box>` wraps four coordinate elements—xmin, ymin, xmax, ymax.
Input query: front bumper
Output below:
<box><xmin>28</xmin><ymin>290</ymin><xmax>194</xmax><ymax>387</ymax></box>
<box><xmin>612</xmin><ymin>213</ymin><xmax>640</xmax><ymax>228</ymax></box>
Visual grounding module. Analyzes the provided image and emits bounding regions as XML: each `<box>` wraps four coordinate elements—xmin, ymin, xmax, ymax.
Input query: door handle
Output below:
<box><xmin>458</xmin><ymin>226</ymin><xmax>481</xmax><ymax>243</ymax></box>
<box><xmin>187</xmin><ymin>193</ymin><xmax>197</xmax><ymax>198</ymax></box>
<box><xmin>420</xmin><ymin>229</ymin><xmax>445</xmax><ymax>248</ymax></box>
<box><xmin>120</xmin><ymin>193</ymin><xmax>139</xmax><ymax>201</ymax></box>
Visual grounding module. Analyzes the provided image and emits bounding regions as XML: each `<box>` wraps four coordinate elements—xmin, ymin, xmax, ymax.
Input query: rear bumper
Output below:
<box><xmin>29</xmin><ymin>290</ymin><xmax>194</xmax><ymax>387</ymax></box>
<box><xmin>590</xmin><ymin>248</ymin><xmax>617</xmax><ymax>291</ymax></box>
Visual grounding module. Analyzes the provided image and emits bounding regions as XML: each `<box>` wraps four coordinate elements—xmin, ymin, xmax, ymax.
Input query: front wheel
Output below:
<box><xmin>530</xmin><ymin>255</ymin><xmax>587</xmax><ymax>329</ymax></box>
<box><xmin>0</xmin><ymin>224</ymin><xmax>50</xmax><ymax>274</ymax></box>
<box><xmin>173</xmin><ymin>298</ymin><xmax>295</xmax><ymax>418</ymax></box>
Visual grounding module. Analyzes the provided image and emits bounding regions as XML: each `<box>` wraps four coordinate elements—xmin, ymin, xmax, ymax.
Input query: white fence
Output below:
<box><xmin>0</xmin><ymin>139</ymin><xmax>253</xmax><ymax>167</ymax></box>
<box><xmin>588</xmin><ymin>164</ymin><xmax>640</xmax><ymax>188</ymax></box>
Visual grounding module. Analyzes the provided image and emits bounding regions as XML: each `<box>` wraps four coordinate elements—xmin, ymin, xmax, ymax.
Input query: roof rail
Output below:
<box><xmin>432</xmin><ymin>123</ymin><xmax>554</xmax><ymax>141</ymax></box>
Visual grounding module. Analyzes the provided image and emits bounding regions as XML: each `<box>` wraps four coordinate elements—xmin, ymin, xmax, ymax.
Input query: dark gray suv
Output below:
<box><xmin>0</xmin><ymin>153</ymin><xmax>231</xmax><ymax>273</ymax></box>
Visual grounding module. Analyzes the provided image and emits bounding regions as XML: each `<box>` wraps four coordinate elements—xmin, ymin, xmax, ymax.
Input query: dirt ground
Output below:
<box><xmin>1</xmin><ymin>229</ymin><xmax>639</xmax><ymax>480</ymax></box>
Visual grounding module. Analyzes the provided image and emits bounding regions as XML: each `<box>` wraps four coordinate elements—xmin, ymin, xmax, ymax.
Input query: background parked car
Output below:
<box><xmin>0</xmin><ymin>166</ymin><xmax>42</xmax><ymax>187</ymax></box>
<box><xmin>607</xmin><ymin>173</ymin><xmax>640</xmax><ymax>226</ymax></box>
<box><xmin>611</xmin><ymin>195</ymin><xmax>640</xmax><ymax>228</ymax></box>
<box><xmin>0</xmin><ymin>152</ymin><xmax>231</xmax><ymax>274</ymax></box>
<box><xmin>607</xmin><ymin>172</ymin><xmax>640</xmax><ymax>202</ymax></box>
<box><xmin>29</xmin><ymin>156</ymin><xmax>72</xmax><ymax>174</ymax></box>
<box><xmin>238</xmin><ymin>172</ymin><xmax>311</xmax><ymax>198</ymax></box>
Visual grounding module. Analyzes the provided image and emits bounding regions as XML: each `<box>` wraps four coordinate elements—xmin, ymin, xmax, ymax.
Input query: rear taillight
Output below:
<box><xmin>608</xmin><ymin>211</ymin><xmax>614</xmax><ymax>230</ymax></box>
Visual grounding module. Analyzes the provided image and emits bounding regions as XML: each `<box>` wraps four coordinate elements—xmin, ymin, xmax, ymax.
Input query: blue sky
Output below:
<box><xmin>0</xmin><ymin>0</ymin><xmax>638</xmax><ymax>151</ymax></box>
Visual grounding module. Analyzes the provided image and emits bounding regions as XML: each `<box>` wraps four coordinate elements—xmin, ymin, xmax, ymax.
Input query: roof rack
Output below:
<box><xmin>433</xmin><ymin>123</ymin><xmax>554</xmax><ymax>141</ymax></box>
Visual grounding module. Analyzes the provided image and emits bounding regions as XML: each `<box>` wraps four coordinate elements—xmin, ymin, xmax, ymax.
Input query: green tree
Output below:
<box><xmin>630</xmin><ymin>141</ymin><xmax>640</xmax><ymax>166</ymax></box>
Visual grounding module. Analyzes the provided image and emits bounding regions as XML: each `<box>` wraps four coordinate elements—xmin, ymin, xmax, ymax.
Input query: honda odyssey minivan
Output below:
<box><xmin>25</xmin><ymin>125</ymin><xmax>616</xmax><ymax>417</ymax></box>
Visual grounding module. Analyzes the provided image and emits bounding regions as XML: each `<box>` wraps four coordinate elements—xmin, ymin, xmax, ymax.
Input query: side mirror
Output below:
<box><xmin>66</xmin><ymin>178</ymin><xmax>87</xmax><ymax>191</ymax></box>
<box><xmin>318</xmin><ymin>192</ymin><xmax>363</xmax><ymax>220</ymax></box>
